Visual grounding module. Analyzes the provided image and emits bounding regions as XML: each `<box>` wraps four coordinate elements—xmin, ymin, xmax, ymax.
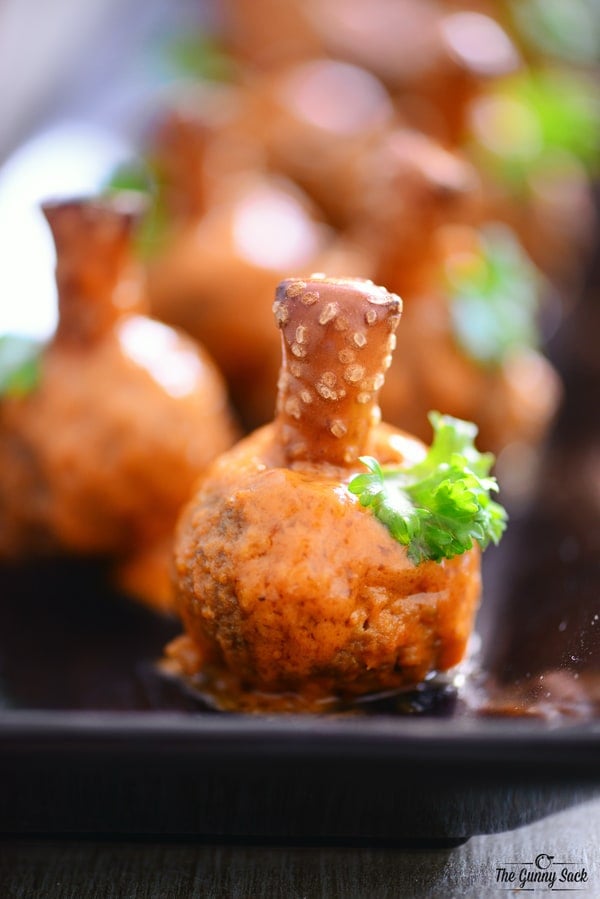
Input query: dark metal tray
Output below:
<box><xmin>1</xmin><ymin>707</ymin><xmax>599</xmax><ymax>843</ymax></box>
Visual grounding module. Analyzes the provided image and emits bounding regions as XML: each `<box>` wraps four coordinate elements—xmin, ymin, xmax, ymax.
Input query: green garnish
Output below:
<box><xmin>104</xmin><ymin>159</ymin><xmax>156</xmax><ymax>195</ymax></box>
<box><xmin>0</xmin><ymin>335</ymin><xmax>43</xmax><ymax>398</ymax></box>
<box><xmin>102</xmin><ymin>160</ymin><xmax>170</xmax><ymax>259</ymax></box>
<box><xmin>445</xmin><ymin>224</ymin><xmax>540</xmax><ymax>367</ymax></box>
<box><xmin>105</xmin><ymin>32</ymin><xmax>235</xmax><ymax>258</ymax></box>
<box><xmin>471</xmin><ymin>69</ymin><xmax>600</xmax><ymax>187</ymax></box>
<box><xmin>509</xmin><ymin>0</ymin><xmax>600</xmax><ymax>65</ymax></box>
<box><xmin>163</xmin><ymin>33</ymin><xmax>236</xmax><ymax>83</ymax></box>
<box><xmin>348</xmin><ymin>412</ymin><xmax>507</xmax><ymax>565</ymax></box>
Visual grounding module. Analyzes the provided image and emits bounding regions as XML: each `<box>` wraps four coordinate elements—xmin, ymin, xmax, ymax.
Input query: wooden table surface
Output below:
<box><xmin>1</xmin><ymin>792</ymin><xmax>598</xmax><ymax>898</ymax></box>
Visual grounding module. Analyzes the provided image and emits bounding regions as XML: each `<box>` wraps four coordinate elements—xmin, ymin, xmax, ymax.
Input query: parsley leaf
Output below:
<box><xmin>445</xmin><ymin>224</ymin><xmax>540</xmax><ymax>366</ymax></box>
<box><xmin>0</xmin><ymin>335</ymin><xmax>43</xmax><ymax>398</ymax></box>
<box><xmin>348</xmin><ymin>412</ymin><xmax>507</xmax><ymax>564</ymax></box>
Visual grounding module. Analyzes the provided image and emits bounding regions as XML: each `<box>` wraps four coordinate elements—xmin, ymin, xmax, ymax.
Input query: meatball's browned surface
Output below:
<box><xmin>0</xmin><ymin>197</ymin><xmax>237</xmax><ymax>612</ymax></box>
<box><xmin>170</xmin><ymin>276</ymin><xmax>481</xmax><ymax>709</ymax></box>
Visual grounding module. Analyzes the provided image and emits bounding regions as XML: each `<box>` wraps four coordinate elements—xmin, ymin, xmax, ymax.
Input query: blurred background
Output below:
<box><xmin>0</xmin><ymin>0</ymin><xmax>211</xmax><ymax>336</ymax></box>
<box><xmin>1</xmin><ymin>0</ymin><xmax>599</xmax><ymax>472</ymax></box>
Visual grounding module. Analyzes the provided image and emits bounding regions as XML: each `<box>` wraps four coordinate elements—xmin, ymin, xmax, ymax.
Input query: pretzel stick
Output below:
<box><xmin>273</xmin><ymin>275</ymin><xmax>402</xmax><ymax>465</ymax></box>
<box><xmin>43</xmin><ymin>196</ymin><xmax>146</xmax><ymax>345</ymax></box>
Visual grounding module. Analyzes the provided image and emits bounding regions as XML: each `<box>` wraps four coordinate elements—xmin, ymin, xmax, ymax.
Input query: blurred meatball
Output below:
<box><xmin>0</xmin><ymin>196</ymin><xmax>237</xmax><ymax>611</ymax></box>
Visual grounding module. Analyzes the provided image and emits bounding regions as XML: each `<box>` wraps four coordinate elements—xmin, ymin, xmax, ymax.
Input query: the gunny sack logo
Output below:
<box><xmin>495</xmin><ymin>853</ymin><xmax>590</xmax><ymax>891</ymax></box>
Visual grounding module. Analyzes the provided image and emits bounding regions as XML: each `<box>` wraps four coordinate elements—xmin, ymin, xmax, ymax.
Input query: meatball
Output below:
<box><xmin>0</xmin><ymin>196</ymin><xmax>237</xmax><ymax>612</ymax></box>
<box><xmin>169</xmin><ymin>275</ymin><xmax>481</xmax><ymax>709</ymax></box>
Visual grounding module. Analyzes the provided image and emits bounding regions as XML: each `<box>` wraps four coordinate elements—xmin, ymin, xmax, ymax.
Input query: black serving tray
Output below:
<box><xmin>0</xmin><ymin>248</ymin><xmax>599</xmax><ymax>844</ymax></box>
<box><xmin>0</xmin><ymin>709</ymin><xmax>599</xmax><ymax>842</ymax></box>
<box><xmin>0</xmin><ymin>528</ymin><xmax>598</xmax><ymax>843</ymax></box>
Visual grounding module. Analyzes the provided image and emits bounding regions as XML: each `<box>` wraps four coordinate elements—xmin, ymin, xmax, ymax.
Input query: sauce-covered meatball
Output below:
<box><xmin>0</xmin><ymin>196</ymin><xmax>237</xmax><ymax>611</ymax></box>
<box><xmin>169</xmin><ymin>276</ymin><xmax>486</xmax><ymax>710</ymax></box>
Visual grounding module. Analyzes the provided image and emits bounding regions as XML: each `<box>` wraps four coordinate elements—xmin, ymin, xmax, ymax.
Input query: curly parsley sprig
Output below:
<box><xmin>348</xmin><ymin>412</ymin><xmax>507</xmax><ymax>564</ymax></box>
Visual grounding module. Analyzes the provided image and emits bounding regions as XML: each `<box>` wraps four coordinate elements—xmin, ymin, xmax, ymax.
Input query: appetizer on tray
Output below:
<box><xmin>167</xmin><ymin>275</ymin><xmax>506</xmax><ymax>711</ymax></box>
<box><xmin>0</xmin><ymin>196</ymin><xmax>237</xmax><ymax>612</ymax></box>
